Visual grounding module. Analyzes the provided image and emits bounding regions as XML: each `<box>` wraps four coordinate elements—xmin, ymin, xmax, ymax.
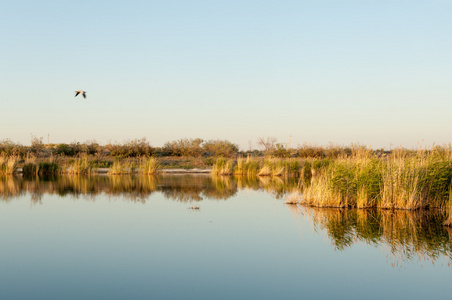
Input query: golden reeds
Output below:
<box><xmin>300</xmin><ymin>147</ymin><xmax>452</xmax><ymax>210</ymax></box>
<box><xmin>211</xmin><ymin>158</ymin><xmax>234</xmax><ymax>175</ymax></box>
<box><xmin>108</xmin><ymin>160</ymin><xmax>135</xmax><ymax>175</ymax></box>
<box><xmin>65</xmin><ymin>155</ymin><xmax>92</xmax><ymax>175</ymax></box>
<box><xmin>138</xmin><ymin>157</ymin><xmax>160</xmax><ymax>174</ymax></box>
<box><xmin>0</xmin><ymin>156</ymin><xmax>19</xmax><ymax>174</ymax></box>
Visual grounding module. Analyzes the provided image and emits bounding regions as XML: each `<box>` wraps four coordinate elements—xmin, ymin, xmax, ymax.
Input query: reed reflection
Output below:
<box><xmin>0</xmin><ymin>174</ymin><xmax>299</xmax><ymax>203</ymax></box>
<box><xmin>288</xmin><ymin>205</ymin><xmax>452</xmax><ymax>266</ymax></box>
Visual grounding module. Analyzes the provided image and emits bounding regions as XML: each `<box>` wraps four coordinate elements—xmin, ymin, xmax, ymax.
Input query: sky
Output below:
<box><xmin>1</xmin><ymin>0</ymin><xmax>451</xmax><ymax>150</ymax></box>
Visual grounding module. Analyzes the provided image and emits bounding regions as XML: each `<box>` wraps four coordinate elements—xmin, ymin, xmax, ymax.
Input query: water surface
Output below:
<box><xmin>0</xmin><ymin>175</ymin><xmax>451</xmax><ymax>299</ymax></box>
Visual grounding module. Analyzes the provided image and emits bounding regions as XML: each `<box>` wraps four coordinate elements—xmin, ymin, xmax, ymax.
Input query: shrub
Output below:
<box><xmin>0</xmin><ymin>140</ymin><xmax>26</xmax><ymax>157</ymax></box>
<box><xmin>272</xmin><ymin>143</ymin><xmax>291</xmax><ymax>158</ymax></box>
<box><xmin>162</xmin><ymin>138</ymin><xmax>204</xmax><ymax>157</ymax></box>
<box><xmin>138</xmin><ymin>157</ymin><xmax>161</xmax><ymax>174</ymax></box>
<box><xmin>203</xmin><ymin>140</ymin><xmax>238</xmax><ymax>157</ymax></box>
<box><xmin>107</xmin><ymin>138</ymin><xmax>154</xmax><ymax>157</ymax></box>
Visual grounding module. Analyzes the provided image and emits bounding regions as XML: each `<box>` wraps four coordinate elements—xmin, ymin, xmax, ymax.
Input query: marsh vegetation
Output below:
<box><xmin>2</xmin><ymin>138</ymin><xmax>452</xmax><ymax>213</ymax></box>
<box><xmin>299</xmin><ymin>147</ymin><xmax>452</xmax><ymax>210</ymax></box>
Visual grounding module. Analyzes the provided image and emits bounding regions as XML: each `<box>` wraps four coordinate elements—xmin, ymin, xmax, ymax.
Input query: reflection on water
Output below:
<box><xmin>287</xmin><ymin>205</ymin><xmax>452</xmax><ymax>265</ymax></box>
<box><xmin>1</xmin><ymin>174</ymin><xmax>451</xmax><ymax>266</ymax></box>
<box><xmin>0</xmin><ymin>174</ymin><xmax>299</xmax><ymax>203</ymax></box>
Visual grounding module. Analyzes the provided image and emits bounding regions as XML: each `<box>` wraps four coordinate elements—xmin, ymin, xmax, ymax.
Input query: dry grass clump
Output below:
<box><xmin>257</xmin><ymin>164</ymin><xmax>272</xmax><ymax>176</ymax></box>
<box><xmin>286</xmin><ymin>193</ymin><xmax>300</xmax><ymax>204</ymax></box>
<box><xmin>22</xmin><ymin>155</ymin><xmax>59</xmax><ymax>175</ymax></box>
<box><xmin>211</xmin><ymin>157</ymin><xmax>234</xmax><ymax>175</ymax></box>
<box><xmin>234</xmin><ymin>156</ymin><xmax>261</xmax><ymax>175</ymax></box>
<box><xmin>65</xmin><ymin>155</ymin><xmax>93</xmax><ymax>175</ymax></box>
<box><xmin>138</xmin><ymin>157</ymin><xmax>161</xmax><ymax>174</ymax></box>
<box><xmin>108</xmin><ymin>159</ymin><xmax>136</xmax><ymax>175</ymax></box>
<box><xmin>213</xmin><ymin>156</ymin><xmax>301</xmax><ymax>176</ymax></box>
<box><xmin>0</xmin><ymin>156</ymin><xmax>19</xmax><ymax>174</ymax></box>
<box><xmin>258</xmin><ymin>158</ymin><xmax>300</xmax><ymax>177</ymax></box>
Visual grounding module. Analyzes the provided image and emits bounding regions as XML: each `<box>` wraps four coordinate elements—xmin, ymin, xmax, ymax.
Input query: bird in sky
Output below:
<box><xmin>75</xmin><ymin>90</ymin><xmax>86</xmax><ymax>98</ymax></box>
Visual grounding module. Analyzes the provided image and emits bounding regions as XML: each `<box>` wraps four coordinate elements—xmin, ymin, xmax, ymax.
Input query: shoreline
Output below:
<box><xmin>12</xmin><ymin>167</ymin><xmax>212</xmax><ymax>174</ymax></box>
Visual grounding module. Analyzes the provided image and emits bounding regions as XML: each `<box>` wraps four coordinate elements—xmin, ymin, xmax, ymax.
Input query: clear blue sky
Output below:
<box><xmin>1</xmin><ymin>0</ymin><xmax>451</xmax><ymax>150</ymax></box>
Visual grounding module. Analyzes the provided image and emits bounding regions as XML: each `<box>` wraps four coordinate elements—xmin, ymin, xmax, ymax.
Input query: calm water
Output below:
<box><xmin>0</xmin><ymin>175</ymin><xmax>451</xmax><ymax>299</ymax></box>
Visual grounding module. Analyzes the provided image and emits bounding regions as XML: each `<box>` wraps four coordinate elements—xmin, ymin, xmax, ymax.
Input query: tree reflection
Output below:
<box><xmin>0</xmin><ymin>174</ymin><xmax>299</xmax><ymax>203</ymax></box>
<box><xmin>1</xmin><ymin>174</ymin><xmax>451</xmax><ymax>265</ymax></box>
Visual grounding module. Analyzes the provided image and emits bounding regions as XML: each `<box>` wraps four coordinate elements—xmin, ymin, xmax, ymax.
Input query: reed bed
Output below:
<box><xmin>138</xmin><ymin>157</ymin><xmax>161</xmax><ymax>174</ymax></box>
<box><xmin>300</xmin><ymin>148</ymin><xmax>452</xmax><ymax>210</ymax></box>
<box><xmin>108</xmin><ymin>159</ymin><xmax>136</xmax><ymax>175</ymax></box>
<box><xmin>103</xmin><ymin>156</ymin><xmax>161</xmax><ymax>175</ymax></box>
<box><xmin>21</xmin><ymin>153</ymin><xmax>59</xmax><ymax>175</ymax></box>
<box><xmin>65</xmin><ymin>155</ymin><xmax>93</xmax><ymax>175</ymax></box>
<box><xmin>23</xmin><ymin>157</ymin><xmax>60</xmax><ymax>175</ymax></box>
<box><xmin>211</xmin><ymin>157</ymin><xmax>234</xmax><ymax>175</ymax></box>
<box><xmin>0</xmin><ymin>156</ymin><xmax>19</xmax><ymax>174</ymax></box>
<box><xmin>234</xmin><ymin>156</ymin><xmax>261</xmax><ymax>175</ymax></box>
<box><xmin>257</xmin><ymin>158</ymin><xmax>300</xmax><ymax>176</ymax></box>
<box><xmin>212</xmin><ymin>156</ymin><xmax>301</xmax><ymax>176</ymax></box>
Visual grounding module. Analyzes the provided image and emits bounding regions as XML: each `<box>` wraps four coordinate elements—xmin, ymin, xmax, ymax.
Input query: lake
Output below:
<box><xmin>0</xmin><ymin>175</ymin><xmax>451</xmax><ymax>299</ymax></box>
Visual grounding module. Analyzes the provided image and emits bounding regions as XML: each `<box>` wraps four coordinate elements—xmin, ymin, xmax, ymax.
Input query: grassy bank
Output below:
<box><xmin>12</xmin><ymin>155</ymin><xmax>162</xmax><ymax>175</ymax></box>
<box><xmin>299</xmin><ymin>148</ymin><xmax>452</xmax><ymax>210</ymax></box>
<box><xmin>3</xmin><ymin>139</ymin><xmax>452</xmax><ymax>212</ymax></box>
<box><xmin>211</xmin><ymin>156</ymin><xmax>301</xmax><ymax>176</ymax></box>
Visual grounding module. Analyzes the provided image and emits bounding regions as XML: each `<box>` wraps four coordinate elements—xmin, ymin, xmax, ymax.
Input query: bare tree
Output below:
<box><xmin>257</xmin><ymin>137</ymin><xmax>277</xmax><ymax>152</ymax></box>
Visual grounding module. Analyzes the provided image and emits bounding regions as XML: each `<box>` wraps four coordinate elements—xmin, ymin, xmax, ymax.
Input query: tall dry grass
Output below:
<box><xmin>108</xmin><ymin>159</ymin><xmax>136</xmax><ymax>175</ymax></box>
<box><xmin>257</xmin><ymin>158</ymin><xmax>300</xmax><ymax>176</ymax></box>
<box><xmin>22</xmin><ymin>155</ymin><xmax>59</xmax><ymax>175</ymax></box>
<box><xmin>213</xmin><ymin>156</ymin><xmax>301</xmax><ymax>176</ymax></box>
<box><xmin>65</xmin><ymin>155</ymin><xmax>93</xmax><ymax>175</ymax></box>
<box><xmin>0</xmin><ymin>156</ymin><xmax>19</xmax><ymax>174</ymax></box>
<box><xmin>234</xmin><ymin>156</ymin><xmax>260</xmax><ymax>175</ymax></box>
<box><xmin>211</xmin><ymin>157</ymin><xmax>234</xmax><ymax>175</ymax></box>
<box><xmin>300</xmin><ymin>147</ymin><xmax>452</xmax><ymax>210</ymax></box>
<box><xmin>138</xmin><ymin>157</ymin><xmax>160</xmax><ymax>174</ymax></box>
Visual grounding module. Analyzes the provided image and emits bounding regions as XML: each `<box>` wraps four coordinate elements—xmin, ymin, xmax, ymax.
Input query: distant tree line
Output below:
<box><xmin>0</xmin><ymin>136</ymin><xmax>408</xmax><ymax>159</ymax></box>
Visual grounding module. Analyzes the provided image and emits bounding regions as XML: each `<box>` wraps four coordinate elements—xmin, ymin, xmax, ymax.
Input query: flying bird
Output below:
<box><xmin>75</xmin><ymin>90</ymin><xmax>86</xmax><ymax>98</ymax></box>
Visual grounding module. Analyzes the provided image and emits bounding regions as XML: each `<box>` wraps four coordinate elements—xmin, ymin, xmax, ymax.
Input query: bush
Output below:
<box><xmin>0</xmin><ymin>140</ymin><xmax>26</xmax><ymax>157</ymax></box>
<box><xmin>203</xmin><ymin>140</ymin><xmax>238</xmax><ymax>157</ymax></box>
<box><xmin>272</xmin><ymin>143</ymin><xmax>291</xmax><ymax>158</ymax></box>
<box><xmin>30</xmin><ymin>136</ymin><xmax>45</xmax><ymax>156</ymax></box>
<box><xmin>55</xmin><ymin>143</ymin><xmax>78</xmax><ymax>156</ymax></box>
<box><xmin>162</xmin><ymin>138</ymin><xmax>204</xmax><ymax>157</ymax></box>
<box><xmin>107</xmin><ymin>138</ymin><xmax>154</xmax><ymax>157</ymax></box>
